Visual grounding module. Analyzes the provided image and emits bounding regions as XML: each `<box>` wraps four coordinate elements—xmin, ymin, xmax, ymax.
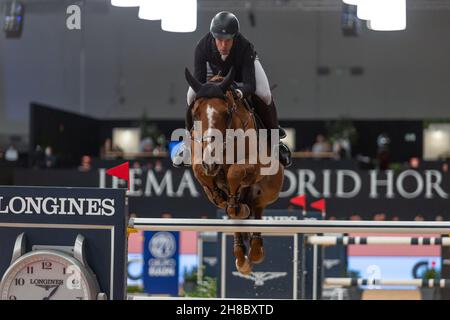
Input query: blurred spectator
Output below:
<box><xmin>155</xmin><ymin>160</ymin><xmax>163</xmax><ymax>172</ymax></box>
<box><xmin>376</xmin><ymin>132</ymin><xmax>391</xmax><ymax>170</ymax></box>
<box><xmin>100</xmin><ymin>138</ymin><xmax>112</xmax><ymax>158</ymax></box>
<box><xmin>161</xmin><ymin>212</ymin><xmax>172</xmax><ymax>219</ymax></box>
<box><xmin>78</xmin><ymin>155</ymin><xmax>92</xmax><ymax>172</ymax></box>
<box><xmin>350</xmin><ymin>214</ymin><xmax>362</xmax><ymax>221</ymax></box>
<box><xmin>414</xmin><ymin>214</ymin><xmax>424</xmax><ymax>221</ymax></box>
<box><xmin>391</xmin><ymin>216</ymin><xmax>400</xmax><ymax>221</ymax></box>
<box><xmin>108</xmin><ymin>143</ymin><xmax>124</xmax><ymax>159</ymax></box>
<box><xmin>312</xmin><ymin>134</ymin><xmax>332</xmax><ymax>154</ymax></box>
<box><xmin>409</xmin><ymin>157</ymin><xmax>420</xmax><ymax>169</ymax></box>
<box><xmin>129</xmin><ymin>212</ymin><xmax>137</xmax><ymax>219</ymax></box>
<box><xmin>333</xmin><ymin>141</ymin><xmax>348</xmax><ymax>159</ymax></box>
<box><xmin>442</xmin><ymin>162</ymin><xmax>448</xmax><ymax>173</ymax></box>
<box><xmin>154</xmin><ymin>134</ymin><xmax>168</xmax><ymax>154</ymax></box>
<box><xmin>332</xmin><ymin>137</ymin><xmax>351</xmax><ymax>159</ymax></box>
<box><xmin>144</xmin><ymin>162</ymin><xmax>154</xmax><ymax>170</ymax></box>
<box><xmin>44</xmin><ymin>146</ymin><xmax>57</xmax><ymax>168</ymax></box>
<box><xmin>140</xmin><ymin>137</ymin><xmax>154</xmax><ymax>153</ymax></box>
<box><xmin>5</xmin><ymin>144</ymin><xmax>18</xmax><ymax>162</ymax></box>
<box><xmin>32</xmin><ymin>145</ymin><xmax>45</xmax><ymax>168</ymax></box>
<box><xmin>328</xmin><ymin>216</ymin><xmax>336</xmax><ymax>220</ymax></box>
<box><xmin>132</xmin><ymin>161</ymin><xmax>142</xmax><ymax>169</ymax></box>
<box><xmin>373</xmin><ymin>213</ymin><xmax>386</xmax><ymax>221</ymax></box>
<box><xmin>435</xmin><ymin>215</ymin><xmax>444</xmax><ymax>221</ymax></box>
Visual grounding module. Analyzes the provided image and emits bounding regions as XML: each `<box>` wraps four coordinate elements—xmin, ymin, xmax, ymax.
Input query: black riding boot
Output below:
<box><xmin>251</xmin><ymin>96</ymin><xmax>292</xmax><ymax>168</ymax></box>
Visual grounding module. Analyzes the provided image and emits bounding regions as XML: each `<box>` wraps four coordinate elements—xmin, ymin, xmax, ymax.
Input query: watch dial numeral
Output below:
<box><xmin>63</xmin><ymin>267</ymin><xmax>66</xmax><ymax>275</ymax></box>
<box><xmin>42</xmin><ymin>261</ymin><xmax>52</xmax><ymax>270</ymax></box>
<box><xmin>27</xmin><ymin>266</ymin><xmax>34</xmax><ymax>274</ymax></box>
<box><xmin>14</xmin><ymin>278</ymin><xmax>25</xmax><ymax>286</ymax></box>
<box><xmin>9</xmin><ymin>295</ymin><xmax>17</xmax><ymax>300</ymax></box>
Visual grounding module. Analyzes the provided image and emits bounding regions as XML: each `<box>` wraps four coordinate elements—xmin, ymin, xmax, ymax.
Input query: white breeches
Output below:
<box><xmin>187</xmin><ymin>57</ymin><xmax>272</xmax><ymax>106</ymax></box>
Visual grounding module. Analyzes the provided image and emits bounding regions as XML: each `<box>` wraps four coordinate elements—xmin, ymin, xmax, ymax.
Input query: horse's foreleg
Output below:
<box><xmin>248</xmin><ymin>207</ymin><xmax>265</xmax><ymax>264</ymax></box>
<box><xmin>203</xmin><ymin>187</ymin><xmax>227</xmax><ymax>208</ymax></box>
<box><xmin>193</xmin><ymin>164</ymin><xmax>227</xmax><ymax>208</ymax></box>
<box><xmin>225</xmin><ymin>164</ymin><xmax>250</xmax><ymax>219</ymax></box>
<box><xmin>233</xmin><ymin>232</ymin><xmax>252</xmax><ymax>275</ymax></box>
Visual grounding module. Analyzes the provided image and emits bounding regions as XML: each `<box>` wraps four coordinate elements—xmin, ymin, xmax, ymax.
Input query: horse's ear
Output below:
<box><xmin>185</xmin><ymin>68</ymin><xmax>202</xmax><ymax>93</ymax></box>
<box><xmin>191</xmin><ymin>100</ymin><xmax>200</xmax><ymax>114</ymax></box>
<box><xmin>219</xmin><ymin>67</ymin><xmax>235</xmax><ymax>93</ymax></box>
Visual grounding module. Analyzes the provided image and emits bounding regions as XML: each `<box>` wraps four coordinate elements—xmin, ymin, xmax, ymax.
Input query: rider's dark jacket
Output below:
<box><xmin>194</xmin><ymin>32</ymin><xmax>257</xmax><ymax>98</ymax></box>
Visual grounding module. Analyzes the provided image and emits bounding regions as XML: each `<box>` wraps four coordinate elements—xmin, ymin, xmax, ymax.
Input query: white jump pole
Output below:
<box><xmin>325</xmin><ymin>278</ymin><xmax>450</xmax><ymax>288</ymax></box>
<box><xmin>128</xmin><ymin>218</ymin><xmax>450</xmax><ymax>300</ymax></box>
<box><xmin>129</xmin><ymin>218</ymin><xmax>450</xmax><ymax>235</ymax></box>
<box><xmin>307</xmin><ymin>235</ymin><xmax>450</xmax><ymax>246</ymax></box>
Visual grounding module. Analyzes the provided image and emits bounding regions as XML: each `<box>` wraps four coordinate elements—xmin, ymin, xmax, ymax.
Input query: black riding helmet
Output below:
<box><xmin>210</xmin><ymin>11</ymin><xmax>240</xmax><ymax>40</ymax></box>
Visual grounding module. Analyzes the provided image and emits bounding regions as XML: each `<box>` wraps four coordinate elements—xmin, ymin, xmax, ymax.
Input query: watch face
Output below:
<box><xmin>0</xmin><ymin>250</ymin><xmax>98</xmax><ymax>300</ymax></box>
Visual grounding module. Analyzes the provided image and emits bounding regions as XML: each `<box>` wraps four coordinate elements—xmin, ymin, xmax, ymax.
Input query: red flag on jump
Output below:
<box><xmin>290</xmin><ymin>194</ymin><xmax>306</xmax><ymax>207</ymax></box>
<box><xmin>311</xmin><ymin>198</ymin><xmax>326</xmax><ymax>213</ymax></box>
<box><xmin>106</xmin><ymin>162</ymin><xmax>130</xmax><ymax>189</ymax></box>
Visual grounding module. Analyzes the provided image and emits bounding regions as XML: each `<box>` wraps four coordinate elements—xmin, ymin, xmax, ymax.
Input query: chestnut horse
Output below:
<box><xmin>185</xmin><ymin>68</ymin><xmax>284</xmax><ymax>275</ymax></box>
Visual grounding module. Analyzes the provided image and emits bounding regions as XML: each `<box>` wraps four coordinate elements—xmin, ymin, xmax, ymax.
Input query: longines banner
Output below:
<box><xmin>0</xmin><ymin>186</ymin><xmax>127</xmax><ymax>300</ymax></box>
<box><xmin>13</xmin><ymin>159</ymin><xmax>450</xmax><ymax>220</ymax></box>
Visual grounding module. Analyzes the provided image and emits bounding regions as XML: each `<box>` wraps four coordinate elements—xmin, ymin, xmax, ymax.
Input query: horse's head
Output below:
<box><xmin>185</xmin><ymin>68</ymin><xmax>235</xmax><ymax>176</ymax></box>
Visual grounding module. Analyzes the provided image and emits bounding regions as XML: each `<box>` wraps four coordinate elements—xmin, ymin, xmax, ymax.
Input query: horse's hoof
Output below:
<box><xmin>249</xmin><ymin>237</ymin><xmax>265</xmax><ymax>264</ymax></box>
<box><xmin>227</xmin><ymin>203</ymin><xmax>250</xmax><ymax>219</ymax></box>
<box><xmin>237</xmin><ymin>204</ymin><xmax>250</xmax><ymax>219</ymax></box>
<box><xmin>233</xmin><ymin>244</ymin><xmax>246</xmax><ymax>259</ymax></box>
<box><xmin>249</xmin><ymin>247</ymin><xmax>265</xmax><ymax>264</ymax></box>
<box><xmin>227</xmin><ymin>204</ymin><xmax>250</xmax><ymax>219</ymax></box>
<box><xmin>235</xmin><ymin>257</ymin><xmax>252</xmax><ymax>275</ymax></box>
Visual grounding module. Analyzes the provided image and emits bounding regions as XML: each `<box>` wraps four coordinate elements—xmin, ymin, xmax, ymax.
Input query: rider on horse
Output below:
<box><xmin>173</xmin><ymin>11</ymin><xmax>292</xmax><ymax>168</ymax></box>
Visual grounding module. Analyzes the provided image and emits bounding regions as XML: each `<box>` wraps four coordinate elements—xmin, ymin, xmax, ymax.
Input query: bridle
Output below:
<box><xmin>191</xmin><ymin>91</ymin><xmax>254</xmax><ymax>147</ymax></box>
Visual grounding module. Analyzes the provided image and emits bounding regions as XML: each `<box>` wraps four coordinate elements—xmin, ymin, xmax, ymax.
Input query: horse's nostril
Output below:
<box><xmin>202</xmin><ymin>162</ymin><xmax>219</xmax><ymax>173</ymax></box>
<box><xmin>202</xmin><ymin>162</ymin><xmax>211</xmax><ymax>169</ymax></box>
